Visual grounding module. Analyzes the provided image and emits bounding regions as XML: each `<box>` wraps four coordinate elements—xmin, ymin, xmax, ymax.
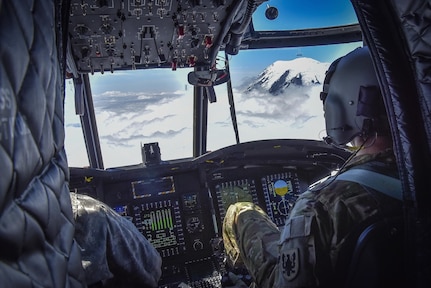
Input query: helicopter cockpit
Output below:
<box><xmin>61</xmin><ymin>0</ymin><xmax>427</xmax><ymax>287</ymax></box>
<box><xmin>63</xmin><ymin>0</ymin><xmax>370</xmax><ymax>287</ymax></box>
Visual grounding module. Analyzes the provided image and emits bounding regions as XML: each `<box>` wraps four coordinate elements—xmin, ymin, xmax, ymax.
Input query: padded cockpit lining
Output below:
<box><xmin>352</xmin><ymin>0</ymin><xmax>431</xmax><ymax>286</ymax></box>
<box><xmin>0</xmin><ymin>1</ymin><xmax>85</xmax><ymax>287</ymax></box>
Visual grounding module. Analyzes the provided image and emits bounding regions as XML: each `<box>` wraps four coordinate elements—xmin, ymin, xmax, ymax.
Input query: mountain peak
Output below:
<box><xmin>246</xmin><ymin>57</ymin><xmax>330</xmax><ymax>95</ymax></box>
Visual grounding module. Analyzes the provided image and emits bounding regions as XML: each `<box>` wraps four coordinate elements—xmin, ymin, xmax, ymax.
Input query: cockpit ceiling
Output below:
<box><xmin>67</xmin><ymin>0</ymin><xmax>265</xmax><ymax>74</ymax></box>
<box><xmin>67</xmin><ymin>0</ymin><xmax>362</xmax><ymax>75</ymax></box>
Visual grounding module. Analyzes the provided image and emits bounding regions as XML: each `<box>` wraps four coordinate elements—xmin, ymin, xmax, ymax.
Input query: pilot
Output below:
<box><xmin>222</xmin><ymin>47</ymin><xmax>403</xmax><ymax>287</ymax></box>
<box><xmin>71</xmin><ymin>193</ymin><xmax>162</xmax><ymax>287</ymax></box>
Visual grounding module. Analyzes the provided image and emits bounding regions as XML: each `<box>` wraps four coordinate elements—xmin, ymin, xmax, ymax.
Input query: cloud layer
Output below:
<box><xmin>65</xmin><ymin>58</ymin><xmax>329</xmax><ymax>168</ymax></box>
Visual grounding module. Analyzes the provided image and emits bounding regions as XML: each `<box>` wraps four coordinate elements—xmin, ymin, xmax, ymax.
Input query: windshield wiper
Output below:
<box><xmin>226</xmin><ymin>51</ymin><xmax>240</xmax><ymax>144</ymax></box>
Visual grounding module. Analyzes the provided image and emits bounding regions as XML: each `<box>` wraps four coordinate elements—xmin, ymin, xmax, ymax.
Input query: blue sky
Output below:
<box><xmin>254</xmin><ymin>0</ymin><xmax>357</xmax><ymax>31</ymax></box>
<box><xmin>228</xmin><ymin>0</ymin><xmax>359</xmax><ymax>80</ymax></box>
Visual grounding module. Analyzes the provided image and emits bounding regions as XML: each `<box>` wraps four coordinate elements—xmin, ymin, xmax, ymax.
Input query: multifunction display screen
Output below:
<box><xmin>131</xmin><ymin>176</ymin><xmax>175</xmax><ymax>198</ymax></box>
<box><xmin>213</xmin><ymin>172</ymin><xmax>300</xmax><ymax>227</ymax></box>
<box><xmin>141</xmin><ymin>207</ymin><xmax>177</xmax><ymax>249</ymax></box>
<box><xmin>131</xmin><ymin>200</ymin><xmax>185</xmax><ymax>258</ymax></box>
<box><xmin>215</xmin><ymin>179</ymin><xmax>258</xmax><ymax>220</ymax></box>
<box><xmin>262</xmin><ymin>171</ymin><xmax>301</xmax><ymax>226</ymax></box>
<box><xmin>130</xmin><ymin>176</ymin><xmax>185</xmax><ymax>258</ymax></box>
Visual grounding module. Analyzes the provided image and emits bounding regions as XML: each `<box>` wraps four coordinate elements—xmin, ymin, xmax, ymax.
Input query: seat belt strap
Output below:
<box><xmin>336</xmin><ymin>168</ymin><xmax>402</xmax><ymax>201</ymax></box>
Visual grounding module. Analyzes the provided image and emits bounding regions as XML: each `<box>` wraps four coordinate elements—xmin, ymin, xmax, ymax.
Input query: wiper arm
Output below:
<box><xmin>225</xmin><ymin>51</ymin><xmax>240</xmax><ymax>144</ymax></box>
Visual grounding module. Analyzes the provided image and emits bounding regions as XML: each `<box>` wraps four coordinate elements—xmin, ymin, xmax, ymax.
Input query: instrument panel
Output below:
<box><xmin>67</xmin><ymin>0</ymin><xmax>263</xmax><ymax>74</ymax></box>
<box><xmin>210</xmin><ymin>168</ymin><xmax>303</xmax><ymax>229</ymax></box>
<box><xmin>69</xmin><ymin>139</ymin><xmax>350</xmax><ymax>287</ymax></box>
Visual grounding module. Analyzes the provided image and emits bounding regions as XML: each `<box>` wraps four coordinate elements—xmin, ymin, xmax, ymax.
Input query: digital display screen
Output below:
<box><xmin>261</xmin><ymin>172</ymin><xmax>300</xmax><ymax>226</ymax></box>
<box><xmin>267</xmin><ymin>179</ymin><xmax>295</xmax><ymax>216</ymax></box>
<box><xmin>141</xmin><ymin>207</ymin><xmax>177</xmax><ymax>249</ymax></box>
<box><xmin>131</xmin><ymin>176</ymin><xmax>175</xmax><ymax>198</ymax></box>
<box><xmin>143</xmin><ymin>208</ymin><xmax>174</xmax><ymax>231</ymax></box>
<box><xmin>131</xmin><ymin>199</ymin><xmax>185</xmax><ymax>257</ymax></box>
<box><xmin>216</xmin><ymin>179</ymin><xmax>255</xmax><ymax>212</ymax></box>
<box><xmin>183</xmin><ymin>194</ymin><xmax>199</xmax><ymax>210</ymax></box>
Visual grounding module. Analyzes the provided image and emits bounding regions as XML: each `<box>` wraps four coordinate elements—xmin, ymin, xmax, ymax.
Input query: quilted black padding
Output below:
<box><xmin>0</xmin><ymin>1</ymin><xmax>86</xmax><ymax>287</ymax></box>
<box><xmin>352</xmin><ymin>0</ymin><xmax>431</xmax><ymax>286</ymax></box>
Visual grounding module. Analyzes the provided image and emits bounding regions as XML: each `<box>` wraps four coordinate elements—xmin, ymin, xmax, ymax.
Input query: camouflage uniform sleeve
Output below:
<box><xmin>223</xmin><ymin>155</ymin><xmax>399</xmax><ymax>288</ymax></box>
<box><xmin>275</xmin><ymin>190</ymin><xmax>332</xmax><ymax>287</ymax></box>
<box><xmin>223</xmin><ymin>192</ymin><xmax>333</xmax><ymax>288</ymax></box>
<box><xmin>71</xmin><ymin>193</ymin><xmax>162</xmax><ymax>287</ymax></box>
<box><xmin>223</xmin><ymin>202</ymin><xmax>281</xmax><ymax>287</ymax></box>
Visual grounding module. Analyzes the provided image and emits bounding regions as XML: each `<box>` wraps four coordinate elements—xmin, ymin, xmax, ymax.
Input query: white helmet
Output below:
<box><xmin>320</xmin><ymin>47</ymin><xmax>389</xmax><ymax>146</ymax></box>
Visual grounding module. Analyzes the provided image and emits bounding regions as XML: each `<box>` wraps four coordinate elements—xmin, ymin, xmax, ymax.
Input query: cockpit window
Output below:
<box><xmin>65</xmin><ymin>42</ymin><xmax>360</xmax><ymax>168</ymax></box>
<box><xmin>65</xmin><ymin>68</ymin><xmax>194</xmax><ymax>168</ymax></box>
<box><xmin>252</xmin><ymin>0</ymin><xmax>358</xmax><ymax>30</ymax></box>
<box><xmin>65</xmin><ymin>82</ymin><xmax>89</xmax><ymax>167</ymax></box>
<box><xmin>206</xmin><ymin>42</ymin><xmax>362</xmax><ymax>154</ymax></box>
<box><xmin>64</xmin><ymin>0</ymin><xmax>361</xmax><ymax>169</ymax></box>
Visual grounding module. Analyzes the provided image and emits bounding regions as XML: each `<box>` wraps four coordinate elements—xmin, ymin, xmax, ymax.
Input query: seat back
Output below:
<box><xmin>0</xmin><ymin>1</ymin><xmax>85</xmax><ymax>287</ymax></box>
<box><xmin>343</xmin><ymin>217</ymin><xmax>405</xmax><ymax>288</ymax></box>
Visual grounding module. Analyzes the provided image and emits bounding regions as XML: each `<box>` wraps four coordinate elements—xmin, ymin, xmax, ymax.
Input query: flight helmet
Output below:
<box><xmin>320</xmin><ymin>47</ymin><xmax>389</xmax><ymax>146</ymax></box>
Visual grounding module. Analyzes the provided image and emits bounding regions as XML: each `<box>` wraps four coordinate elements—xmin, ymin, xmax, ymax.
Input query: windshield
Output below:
<box><xmin>253</xmin><ymin>0</ymin><xmax>357</xmax><ymax>30</ymax></box>
<box><xmin>64</xmin><ymin>0</ymin><xmax>361</xmax><ymax>168</ymax></box>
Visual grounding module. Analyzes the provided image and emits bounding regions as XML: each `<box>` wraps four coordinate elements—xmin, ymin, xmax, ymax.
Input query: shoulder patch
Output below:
<box><xmin>281</xmin><ymin>248</ymin><xmax>299</xmax><ymax>281</ymax></box>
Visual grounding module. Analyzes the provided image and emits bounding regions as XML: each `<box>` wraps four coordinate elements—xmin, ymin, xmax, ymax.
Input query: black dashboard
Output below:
<box><xmin>69</xmin><ymin>139</ymin><xmax>350</xmax><ymax>287</ymax></box>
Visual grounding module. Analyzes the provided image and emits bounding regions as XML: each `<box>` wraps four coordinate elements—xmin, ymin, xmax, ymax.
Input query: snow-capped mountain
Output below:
<box><xmin>245</xmin><ymin>57</ymin><xmax>330</xmax><ymax>95</ymax></box>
